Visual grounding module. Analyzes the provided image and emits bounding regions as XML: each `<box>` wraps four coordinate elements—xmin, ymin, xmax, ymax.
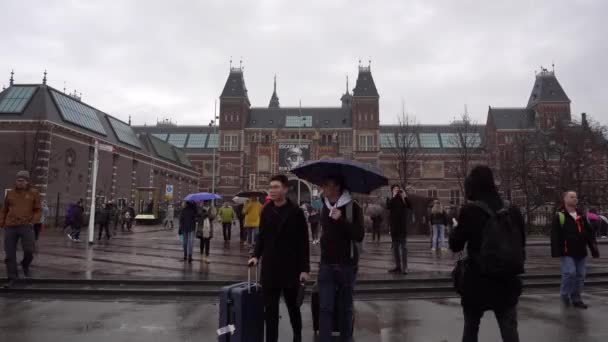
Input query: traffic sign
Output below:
<box><xmin>165</xmin><ymin>184</ymin><xmax>173</xmax><ymax>195</ymax></box>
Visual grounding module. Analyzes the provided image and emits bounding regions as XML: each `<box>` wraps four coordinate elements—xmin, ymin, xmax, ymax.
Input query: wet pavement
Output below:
<box><xmin>2</xmin><ymin>292</ymin><xmax>608</xmax><ymax>341</ymax></box>
<box><xmin>1</xmin><ymin>224</ymin><xmax>607</xmax><ymax>281</ymax></box>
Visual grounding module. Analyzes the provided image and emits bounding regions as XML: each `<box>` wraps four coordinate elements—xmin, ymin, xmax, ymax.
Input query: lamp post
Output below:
<box><xmin>210</xmin><ymin>100</ymin><xmax>219</xmax><ymax>206</ymax></box>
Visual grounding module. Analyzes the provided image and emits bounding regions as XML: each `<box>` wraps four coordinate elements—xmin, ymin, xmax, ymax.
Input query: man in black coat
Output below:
<box><xmin>551</xmin><ymin>191</ymin><xmax>599</xmax><ymax>309</ymax></box>
<box><xmin>249</xmin><ymin>175</ymin><xmax>310</xmax><ymax>342</ymax></box>
<box><xmin>386</xmin><ymin>184</ymin><xmax>410</xmax><ymax>274</ymax></box>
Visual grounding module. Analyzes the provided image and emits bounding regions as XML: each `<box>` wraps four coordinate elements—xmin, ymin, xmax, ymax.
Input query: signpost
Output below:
<box><xmin>165</xmin><ymin>184</ymin><xmax>174</xmax><ymax>200</ymax></box>
<box><xmin>88</xmin><ymin>141</ymin><xmax>114</xmax><ymax>244</ymax></box>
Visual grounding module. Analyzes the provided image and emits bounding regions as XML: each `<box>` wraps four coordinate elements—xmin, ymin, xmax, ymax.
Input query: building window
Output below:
<box><xmin>321</xmin><ymin>135</ymin><xmax>327</xmax><ymax>145</ymax></box>
<box><xmin>450</xmin><ymin>189</ymin><xmax>461</xmax><ymax>205</ymax></box>
<box><xmin>358</xmin><ymin>135</ymin><xmax>374</xmax><ymax>151</ymax></box>
<box><xmin>505</xmin><ymin>135</ymin><xmax>513</xmax><ymax>144</ymax></box>
<box><xmin>427</xmin><ymin>189</ymin><xmax>438</xmax><ymax>199</ymax></box>
<box><xmin>223</xmin><ymin>134</ymin><xmax>239</xmax><ymax>151</ymax></box>
<box><xmin>257</xmin><ymin>155</ymin><xmax>270</xmax><ymax>172</ymax></box>
<box><xmin>339</xmin><ymin>133</ymin><xmax>352</xmax><ymax>147</ymax></box>
<box><xmin>264</xmin><ymin>135</ymin><xmax>271</xmax><ymax>145</ymax></box>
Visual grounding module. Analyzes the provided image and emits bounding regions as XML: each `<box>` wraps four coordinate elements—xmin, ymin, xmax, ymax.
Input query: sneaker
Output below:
<box><xmin>2</xmin><ymin>280</ymin><xmax>17</xmax><ymax>289</ymax></box>
<box><xmin>205</xmin><ymin>257</ymin><xmax>211</xmax><ymax>264</ymax></box>
<box><xmin>441</xmin><ymin>248</ymin><xmax>448</xmax><ymax>252</ymax></box>
<box><xmin>22</xmin><ymin>268</ymin><xmax>31</xmax><ymax>278</ymax></box>
<box><xmin>431</xmin><ymin>248</ymin><xmax>436</xmax><ymax>252</ymax></box>
<box><xmin>572</xmin><ymin>301</ymin><xmax>588</xmax><ymax>309</ymax></box>
<box><xmin>75</xmin><ymin>239</ymin><xmax>81</xmax><ymax>242</ymax></box>
<box><xmin>388</xmin><ymin>267</ymin><xmax>402</xmax><ymax>274</ymax></box>
<box><xmin>67</xmin><ymin>234</ymin><xmax>73</xmax><ymax>241</ymax></box>
<box><xmin>561</xmin><ymin>295</ymin><xmax>571</xmax><ymax>306</ymax></box>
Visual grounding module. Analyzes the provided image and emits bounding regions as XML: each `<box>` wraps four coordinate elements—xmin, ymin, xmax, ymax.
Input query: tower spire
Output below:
<box><xmin>274</xmin><ymin>74</ymin><xmax>277</xmax><ymax>93</ymax></box>
<box><xmin>9</xmin><ymin>70</ymin><xmax>14</xmax><ymax>86</ymax></box>
<box><xmin>43</xmin><ymin>69</ymin><xmax>47</xmax><ymax>85</ymax></box>
<box><xmin>268</xmin><ymin>74</ymin><xmax>280</xmax><ymax>109</ymax></box>
<box><xmin>346</xmin><ymin>75</ymin><xmax>349</xmax><ymax>94</ymax></box>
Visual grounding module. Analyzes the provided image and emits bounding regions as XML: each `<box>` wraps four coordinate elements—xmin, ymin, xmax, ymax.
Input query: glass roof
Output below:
<box><xmin>167</xmin><ymin>133</ymin><xmax>188</xmax><ymax>148</ymax></box>
<box><xmin>419</xmin><ymin>133</ymin><xmax>441</xmax><ymax>148</ymax></box>
<box><xmin>380</xmin><ymin>133</ymin><xmax>396</xmax><ymax>148</ymax></box>
<box><xmin>107</xmin><ymin>116</ymin><xmax>141</xmax><ymax>148</ymax></box>
<box><xmin>186</xmin><ymin>133</ymin><xmax>207</xmax><ymax>148</ymax></box>
<box><xmin>440</xmin><ymin>133</ymin><xmax>461</xmax><ymax>148</ymax></box>
<box><xmin>51</xmin><ymin>90</ymin><xmax>106</xmax><ymax>135</ymax></box>
<box><xmin>285</xmin><ymin>115</ymin><xmax>313</xmax><ymax>127</ymax></box>
<box><xmin>0</xmin><ymin>86</ymin><xmax>36</xmax><ymax>113</ymax></box>
<box><xmin>207</xmin><ymin>134</ymin><xmax>219</xmax><ymax>148</ymax></box>
<box><xmin>462</xmin><ymin>133</ymin><xmax>482</xmax><ymax>147</ymax></box>
<box><xmin>152</xmin><ymin>133</ymin><xmax>168</xmax><ymax>141</ymax></box>
<box><xmin>398</xmin><ymin>133</ymin><xmax>419</xmax><ymax>148</ymax></box>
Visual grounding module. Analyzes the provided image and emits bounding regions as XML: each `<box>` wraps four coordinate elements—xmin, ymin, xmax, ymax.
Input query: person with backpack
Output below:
<box><xmin>429</xmin><ymin>199</ymin><xmax>449</xmax><ymax>252</ymax></box>
<box><xmin>248</xmin><ymin>175</ymin><xmax>310</xmax><ymax>342</ymax></box>
<box><xmin>197</xmin><ymin>208</ymin><xmax>213</xmax><ymax>264</ymax></box>
<box><xmin>449</xmin><ymin>165</ymin><xmax>526</xmax><ymax>342</ymax></box>
<box><xmin>217</xmin><ymin>202</ymin><xmax>236</xmax><ymax>245</ymax></box>
<box><xmin>317</xmin><ymin>174</ymin><xmax>364</xmax><ymax>342</ymax></box>
<box><xmin>386</xmin><ymin>184</ymin><xmax>410</xmax><ymax>274</ymax></box>
<box><xmin>551</xmin><ymin>191</ymin><xmax>600</xmax><ymax>309</ymax></box>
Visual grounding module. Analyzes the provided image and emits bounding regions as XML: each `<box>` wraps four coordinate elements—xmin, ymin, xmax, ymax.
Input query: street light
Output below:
<box><xmin>210</xmin><ymin>100</ymin><xmax>219</xmax><ymax>207</ymax></box>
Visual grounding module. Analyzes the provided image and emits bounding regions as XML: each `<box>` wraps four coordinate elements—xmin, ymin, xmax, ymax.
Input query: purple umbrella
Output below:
<box><xmin>184</xmin><ymin>192</ymin><xmax>222</xmax><ymax>201</ymax></box>
<box><xmin>291</xmin><ymin>158</ymin><xmax>388</xmax><ymax>194</ymax></box>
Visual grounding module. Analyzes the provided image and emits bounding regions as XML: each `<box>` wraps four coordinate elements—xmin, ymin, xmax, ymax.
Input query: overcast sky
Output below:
<box><xmin>1</xmin><ymin>0</ymin><xmax>606</xmax><ymax>126</ymax></box>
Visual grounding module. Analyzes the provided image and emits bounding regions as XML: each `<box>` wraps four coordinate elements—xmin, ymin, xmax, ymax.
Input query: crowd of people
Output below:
<box><xmin>0</xmin><ymin>166</ymin><xmax>603</xmax><ymax>342</ymax></box>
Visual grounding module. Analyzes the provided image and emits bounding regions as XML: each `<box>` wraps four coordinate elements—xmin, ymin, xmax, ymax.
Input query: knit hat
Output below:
<box><xmin>16</xmin><ymin>170</ymin><xmax>30</xmax><ymax>180</ymax></box>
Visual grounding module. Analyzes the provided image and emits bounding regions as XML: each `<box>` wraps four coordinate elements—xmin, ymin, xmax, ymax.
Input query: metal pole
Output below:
<box><xmin>297</xmin><ymin>100</ymin><xmax>302</xmax><ymax>205</ymax></box>
<box><xmin>88</xmin><ymin>140</ymin><xmax>99</xmax><ymax>244</ymax></box>
<box><xmin>211</xmin><ymin>100</ymin><xmax>217</xmax><ymax>207</ymax></box>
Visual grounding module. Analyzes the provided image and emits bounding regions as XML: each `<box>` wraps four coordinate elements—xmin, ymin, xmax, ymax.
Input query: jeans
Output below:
<box><xmin>71</xmin><ymin>225</ymin><xmax>81</xmax><ymax>240</ymax></box>
<box><xmin>182</xmin><ymin>231</ymin><xmax>195</xmax><ymax>257</ymax></box>
<box><xmin>391</xmin><ymin>237</ymin><xmax>408</xmax><ymax>271</ymax></box>
<box><xmin>4</xmin><ymin>225</ymin><xmax>35</xmax><ymax>281</ymax></box>
<box><xmin>164</xmin><ymin>218</ymin><xmax>174</xmax><ymax>229</ymax></box>
<box><xmin>246</xmin><ymin>227</ymin><xmax>258</xmax><ymax>245</ymax></box>
<box><xmin>560</xmin><ymin>256</ymin><xmax>587</xmax><ymax>301</ymax></box>
<box><xmin>239</xmin><ymin>219</ymin><xmax>245</xmax><ymax>242</ymax></box>
<box><xmin>263</xmin><ymin>286</ymin><xmax>302</xmax><ymax>342</ymax></box>
<box><xmin>222</xmin><ymin>223</ymin><xmax>232</xmax><ymax>241</ymax></box>
<box><xmin>33</xmin><ymin>223</ymin><xmax>42</xmax><ymax>241</ymax></box>
<box><xmin>318</xmin><ymin>263</ymin><xmax>356</xmax><ymax>342</ymax></box>
<box><xmin>463</xmin><ymin>305</ymin><xmax>519</xmax><ymax>342</ymax></box>
<box><xmin>310</xmin><ymin>222</ymin><xmax>319</xmax><ymax>241</ymax></box>
<box><xmin>432</xmin><ymin>224</ymin><xmax>445</xmax><ymax>249</ymax></box>
<box><xmin>98</xmin><ymin>222</ymin><xmax>111</xmax><ymax>240</ymax></box>
<box><xmin>200</xmin><ymin>237</ymin><xmax>211</xmax><ymax>256</ymax></box>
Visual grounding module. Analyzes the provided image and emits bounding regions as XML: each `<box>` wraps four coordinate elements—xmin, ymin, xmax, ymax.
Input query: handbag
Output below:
<box><xmin>451</xmin><ymin>252</ymin><xmax>469</xmax><ymax>296</ymax></box>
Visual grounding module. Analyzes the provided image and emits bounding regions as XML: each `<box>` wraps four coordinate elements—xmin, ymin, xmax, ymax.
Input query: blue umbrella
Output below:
<box><xmin>183</xmin><ymin>192</ymin><xmax>222</xmax><ymax>201</ymax></box>
<box><xmin>291</xmin><ymin>158</ymin><xmax>388</xmax><ymax>194</ymax></box>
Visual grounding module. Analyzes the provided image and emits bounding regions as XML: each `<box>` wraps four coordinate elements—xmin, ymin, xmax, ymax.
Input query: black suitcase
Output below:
<box><xmin>218</xmin><ymin>267</ymin><xmax>264</xmax><ymax>342</ymax></box>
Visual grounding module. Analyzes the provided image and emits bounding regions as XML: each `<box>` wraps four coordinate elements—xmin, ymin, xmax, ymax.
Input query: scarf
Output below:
<box><xmin>324</xmin><ymin>190</ymin><xmax>353</xmax><ymax>212</ymax></box>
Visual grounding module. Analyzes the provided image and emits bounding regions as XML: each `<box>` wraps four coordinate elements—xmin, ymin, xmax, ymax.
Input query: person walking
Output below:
<box><xmin>316</xmin><ymin>174</ymin><xmax>364</xmax><ymax>342</ymax></box>
<box><xmin>1</xmin><ymin>171</ymin><xmax>42</xmax><ymax>288</ymax></box>
<box><xmin>179</xmin><ymin>201</ymin><xmax>197</xmax><ymax>263</ymax></box>
<box><xmin>235</xmin><ymin>202</ymin><xmax>246</xmax><ymax>246</ymax></box>
<box><xmin>217</xmin><ymin>202</ymin><xmax>236</xmax><ymax>244</ymax></box>
<box><xmin>450</xmin><ymin>166</ymin><xmax>526</xmax><ymax>342</ymax></box>
<box><xmin>430</xmin><ymin>199</ymin><xmax>449</xmax><ymax>252</ymax></box>
<box><xmin>197</xmin><ymin>209</ymin><xmax>213</xmax><ymax>263</ymax></box>
<box><xmin>68</xmin><ymin>199</ymin><xmax>85</xmax><ymax>241</ymax></box>
<box><xmin>551</xmin><ymin>191</ymin><xmax>600</xmax><ymax>309</ymax></box>
<box><xmin>243</xmin><ymin>196</ymin><xmax>262</xmax><ymax>247</ymax></box>
<box><xmin>34</xmin><ymin>200</ymin><xmax>49</xmax><ymax>242</ymax></box>
<box><xmin>97</xmin><ymin>203</ymin><xmax>112</xmax><ymax>241</ymax></box>
<box><xmin>123</xmin><ymin>203</ymin><xmax>135</xmax><ymax>232</ymax></box>
<box><xmin>164</xmin><ymin>204</ymin><xmax>175</xmax><ymax>230</ymax></box>
<box><xmin>386</xmin><ymin>184</ymin><xmax>410</xmax><ymax>274</ymax></box>
<box><xmin>248</xmin><ymin>174</ymin><xmax>310</xmax><ymax>342</ymax></box>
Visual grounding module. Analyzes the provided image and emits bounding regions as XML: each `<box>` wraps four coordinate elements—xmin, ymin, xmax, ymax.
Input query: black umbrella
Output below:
<box><xmin>291</xmin><ymin>158</ymin><xmax>388</xmax><ymax>194</ymax></box>
<box><xmin>235</xmin><ymin>190</ymin><xmax>267</xmax><ymax>199</ymax></box>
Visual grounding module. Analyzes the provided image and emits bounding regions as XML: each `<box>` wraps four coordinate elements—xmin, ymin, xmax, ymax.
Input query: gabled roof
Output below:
<box><xmin>220</xmin><ymin>68</ymin><xmax>249</xmax><ymax>102</ymax></box>
<box><xmin>247</xmin><ymin>107</ymin><xmax>352</xmax><ymax>129</ymax></box>
<box><xmin>527</xmin><ymin>69</ymin><xmax>570</xmax><ymax>108</ymax></box>
<box><xmin>353</xmin><ymin>66</ymin><xmax>379</xmax><ymax>97</ymax></box>
<box><xmin>488</xmin><ymin>107</ymin><xmax>536</xmax><ymax>130</ymax></box>
<box><xmin>139</xmin><ymin>133</ymin><xmax>192</xmax><ymax>168</ymax></box>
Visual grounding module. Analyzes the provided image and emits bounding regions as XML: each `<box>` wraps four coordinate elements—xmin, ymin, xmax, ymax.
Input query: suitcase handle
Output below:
<box><xmin>247</xmin><ymin>264</ymin><xmax>259</xmax><ymax>294</ymax></box>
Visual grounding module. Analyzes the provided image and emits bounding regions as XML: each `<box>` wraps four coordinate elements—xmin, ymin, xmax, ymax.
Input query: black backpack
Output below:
<box><xmin>471</xmin><ymin>201</ymin><xmax>525</xmax><ymax>278</ymax></box>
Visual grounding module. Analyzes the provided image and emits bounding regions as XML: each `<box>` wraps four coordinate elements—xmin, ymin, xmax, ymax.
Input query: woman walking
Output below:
<box><xmin>197</xmin><ymin>208</ymin><xmax>214</xmax><ymax>263</ymax></box>
<box><xmin>179</xmin><ymin>201</ymin><xmax>197</xmax><ymax>263</ymax></box>
<box><xmin>430</xmin><ymin>200</ymin><xmax>449</xmax><ymax>252</ymax></box>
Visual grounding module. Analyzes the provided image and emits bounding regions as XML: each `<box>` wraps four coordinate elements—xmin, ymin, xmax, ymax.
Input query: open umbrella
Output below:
<box><xmin>235</xmin><ymin>190</ymin><xmax>267</xmax><ymax>199</ymax></box>
<box><xmin>291</xmin><ymin>158</ymin><xmax>388</xmax><ymax>194</ymax></box>
<box><xmin>184</xmin><ymin>192</ymin><xmax>222</xmax><ymax>202</ymax></box>
<box><xmin>365</xmin><ymin>204</ymin><xmax>384</xmax><ymax>218</ymax></box>
<box><xmin>232</xmin><ymin>196</ymin><xmax>247</xmax><ymax>204</ymax></box>
<box><xmin>600</xmin><ymin>215</ymin><xmax>608</xmax><ymax>224</ymax></box>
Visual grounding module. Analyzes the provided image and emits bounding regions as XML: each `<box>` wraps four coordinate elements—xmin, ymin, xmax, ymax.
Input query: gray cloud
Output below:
<box><xmin>1</xmin><ymin>0</ymin><xmax>606</xmax><ymax>125</ymax></box>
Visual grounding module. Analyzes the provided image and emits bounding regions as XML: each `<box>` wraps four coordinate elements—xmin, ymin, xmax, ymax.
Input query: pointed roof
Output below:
<box><xmin>353</xmin><ymin>65</ymin><xmax>379</xmax><ymax>97</ymax></box>
<box><xmin>220</xmin><ymin>67</ymin><xmax>250</xmax><ymax>102</ymax></box>
<box><xmin>527</xmin><ymin>68</ymin><xmax>570</xmax><ymax>108</ymax></box>
<box><xmin>488</xmin><ymin>107</ymin><xmax>536</xmax><ymax>130</ymax></box>
<box><xmin>268</xmin><ymin>74</ymin><xmax>280</xmax><ymax>108</ymax></box>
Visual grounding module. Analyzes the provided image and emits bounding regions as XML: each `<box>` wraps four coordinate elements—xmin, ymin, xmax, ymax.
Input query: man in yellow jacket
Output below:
<box><xmin>243</xmin><ymin>197</ymin><xmax>262</xmax><ymax>247</ymax></box>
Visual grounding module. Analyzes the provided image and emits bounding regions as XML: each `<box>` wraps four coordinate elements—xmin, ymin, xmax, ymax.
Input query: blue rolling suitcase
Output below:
<box><xmin>218</xmin><ymin>266</ymin><xmax>264</xmax><ymax>342</ymax></box>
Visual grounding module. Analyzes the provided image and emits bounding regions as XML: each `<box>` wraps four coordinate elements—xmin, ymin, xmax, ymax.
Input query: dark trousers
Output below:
<box><xmin>98</xmin><ymin>222</ymin><xmax>111</xmax><ymax>240</ymax></box>
<box><xmin>200</xmin><ymin>237</ymin><xmax>210</xmax><ymax>256</ymax></box>
<box><xmin>4</xmin><ymin>225</ymin><xmax>35</xmax><ymax>280</ymax></box>
<box><xmin>263</xmin><ymin>286</ymin><xmax>302</xmax><ymax>342</ymax></box>
<box><xmin>222</xmin><ymin>223</ymin><xmax>231</xmax><ymax>241</ymax></box>
<box><xmin>463</xmin><ymin>305</ymin><xmax>519</xmax><ymax>342</ymax></box>
<box><xmin>310</xmin><ymin>222</ymin><xmax>319</xmax><ymax>241</ymax></box>
<box><xmin>391</xmin><ymin>237</ymin><xmax>407</xmax><ymax>270</ymax></box>
<box><xmin>33</xmin><ymin>223</ymin><xmax>42</xmax><ymax>241</ymax></box>
<box><xmin>71</xmin><ymin>225</ymin><xmax>81</xmax><ymax>239</ymax></box>
<box><xmin>319</xmin><ymin>263</ymin><xmax>356</xmax><ymax>342</ymax></box>
<box><xmin>372</xmin><ymin>223</ymin><xmax>381</xmax><ymax>242</ymax></box>
<box><xmin>239</xmin><ymin>219</ymin><xmax>245</xmax><ymax>242</ymax></box>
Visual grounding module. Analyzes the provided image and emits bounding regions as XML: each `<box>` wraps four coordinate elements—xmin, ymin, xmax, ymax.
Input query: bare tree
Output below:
<box><xmin>391</xmin><ymin>113</ymin><xmax>425</xmax><ymax>189</ymax></box>
<box><xmin>447</xmin><ymin>112</ymin><xmax>482</xmax><ymax>196</ymax></box>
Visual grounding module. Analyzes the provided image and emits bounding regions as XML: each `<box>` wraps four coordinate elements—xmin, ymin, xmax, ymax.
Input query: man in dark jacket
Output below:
<box><xmin>1</xmin><ymin>171</ymin><xmax>42</xmax><ymax>288</ymax></box>
<box><xmin>386</xmin><ymin>184</ymin><xmax>410</xmax><ymax>274</ymax></box>
<box><xmin>97</xmin><ymin>203</ymin><xmax>112</xmax><ymax>241</ymax></box>
<box><xmin>68</xmin><ymin>199</ymin><xmax>85</xmax><ymax>242</ymax></box>
<box><xmin>317</xmin><ymin>174</ymin><xmax>364</xmax><ymax>342</ymax></box>
<box><xmin>551</xmin><ymin>191</ymin><xmax>599</xmax><ymax>309</ymax></box>
<box><xmin>450</xmin><ymin>166</ymin><xmax>525</xmax><ymax>342</ymax></box>
<box><xmin>249</xmin><ymin>175</ymin><xmax>310</xmax><ymax>342</ymax></box>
